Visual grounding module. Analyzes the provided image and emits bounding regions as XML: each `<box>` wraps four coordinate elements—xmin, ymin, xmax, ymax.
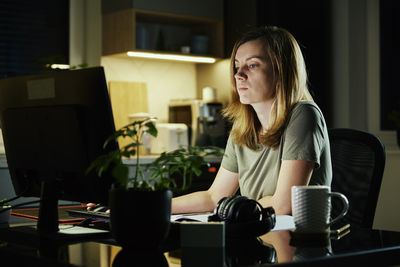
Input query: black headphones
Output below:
<box><xmin>208</xmin><ymin>195</ymin><xmax>276</xmax><ymax>238</ymax></box>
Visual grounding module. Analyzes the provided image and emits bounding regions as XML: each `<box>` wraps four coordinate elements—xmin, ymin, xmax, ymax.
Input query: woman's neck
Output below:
<box><xmin>251</xmin><ymin>100</ymin><xmax>274</xmax><ymax>132</ymax></box>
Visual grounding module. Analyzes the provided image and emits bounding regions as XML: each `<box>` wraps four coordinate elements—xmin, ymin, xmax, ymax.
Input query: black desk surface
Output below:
<box><xmin>1</xmin><ymin>222</ymin><xmax>400</xmax><ymax>267</ymax></box>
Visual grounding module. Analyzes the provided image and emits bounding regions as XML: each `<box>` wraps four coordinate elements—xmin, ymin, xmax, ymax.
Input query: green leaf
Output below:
<box><xmin>112</xmin><ymin>163</ymin><xmax>129</xmax><ymax>189</ymax></box>
<box><xmin>126</xmin><ymin>128</ymin><xmax>138</xmax><ymax>137</ymax></box>
<box><xmin>145</xmin><ymin>121</ymin><xmax>158</xmax><ymax>137</ymax></box>
<box><xmin>192</xmin><ymin>167</ymin><xmax>202</xmax><ymax>177</ymax></box>
<box><xmin>169</xmin><ymin>165</ymin><xmax>181</xmax><ymax>174</ymax></box>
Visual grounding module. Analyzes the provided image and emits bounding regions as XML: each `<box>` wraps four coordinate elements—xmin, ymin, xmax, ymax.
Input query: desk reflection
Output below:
<box><xmin>71</xmin><ymin>230</ymin><xmax>343</xmax><ymax>266</ymax></box>
<box><xmin>225</xmin><ymin>237</ymin><xmax>276</xmax><ymax>266</ymax></box>
<box><xmin>173</xmin><ymin>230</ymin><xmax>335</xmax><ymax>266</ymax></box>
<box><xmin>259</xmin><ymin>230</ymin><xmax>295</xmax><ymax>263</ymax></box>
<box><xmin>259</xmin><ymin>230</ymin><xmax>333</xmax><ymax>264</ymax></box>
<box><xmin>112</xmin><ymin>248</ymin><xmax>168</xmax><ymax>267</ymax></box>
<box><xmin>6</xmin><ymin>221</ymin><xmax>400</xmax><ymax>267</ymax></box>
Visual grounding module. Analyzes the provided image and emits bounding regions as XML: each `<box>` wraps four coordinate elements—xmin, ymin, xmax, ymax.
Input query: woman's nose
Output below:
<box><xmin>234</xmin><ymin>68</ymin><xmax>247</xmax><ymax>80</ymax></box>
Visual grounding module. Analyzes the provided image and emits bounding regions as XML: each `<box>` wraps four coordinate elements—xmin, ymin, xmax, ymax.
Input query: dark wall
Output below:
<box><xmin>224</xmin><ymin>0</ymin><xmax>332</xmax><ymax>125</ymax></box>
<box><xmin>102</xmin><ymin>0</ymin><xmax>223</xmax><ymax>19</ymax></box>
<box><xmin>380</xmin><ymin>0</ymin><xmax>400</xmax><ymax>130</ymax></box>
<box><xmin>0</xmin><ymin>0</ymin><xmax>69</xmax><ymax>78</ymax></box>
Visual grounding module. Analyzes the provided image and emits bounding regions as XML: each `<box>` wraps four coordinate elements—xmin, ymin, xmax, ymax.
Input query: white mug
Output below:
<box><xmin>291</xmin><ymin>185</ymin><xmax>349</xmax><ymax>233</ymax></box>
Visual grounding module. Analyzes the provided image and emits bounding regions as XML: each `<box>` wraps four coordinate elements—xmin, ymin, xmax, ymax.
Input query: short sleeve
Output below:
<box><xmin>282</xmin><ymin>103</ymin><xmax>326</xmax><ymax>168</ymax></box>
<box><xmin>221</xmin><ymin>134</ymin><xmax>239</xmax><ymax>173</ymax></box>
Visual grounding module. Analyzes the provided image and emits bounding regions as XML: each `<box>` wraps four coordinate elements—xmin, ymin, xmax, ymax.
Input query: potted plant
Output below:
<box><xmin>388</xmin><ymin>109</ymin><xmax>400</xmax><ymax>146</ymax></box>
<box><xmin>87</xmin><ymin>119</ymin><xmax>222</xmax><ymax>250</ymax></box>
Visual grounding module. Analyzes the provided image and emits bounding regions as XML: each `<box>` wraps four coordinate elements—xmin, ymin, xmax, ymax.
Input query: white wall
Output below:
<box><xmin>196</xmin><ymin>59</ymin><xmax>231</xmax><ymax>106</ymax></box>
<box><xmin>101</xmin><ymin>56</ymin><xmax>197</xmax><ymax>123</ymax></box>
<box><xmin>70</xmin><ymin>0</ymin><xmax>102</xmax><ymax>67</ymax></box>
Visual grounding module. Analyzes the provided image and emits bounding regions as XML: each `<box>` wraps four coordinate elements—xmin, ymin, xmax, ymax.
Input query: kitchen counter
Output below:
<box><xmin>0</xmin><ymin>154</ymin><xmax>221</xmax><ymax>169</ymax></box>
<box><xmin>0</xmin><ymin>154</ymin><xmax>222</xmax><ymax>168</ymax></box>
<box><xmin>122</xmin><ymin>154</ymin><xmax>222</xmax><ymax>165</ymax></box>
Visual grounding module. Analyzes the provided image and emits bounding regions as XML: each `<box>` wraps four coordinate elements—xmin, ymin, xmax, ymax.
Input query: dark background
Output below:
<box><xmin>380</xmin><ymin>0</ymin><xmax>400</xmax><ymax>130</ymax></box>
<box><xmin>0</xmin><ymin>0</ymin><xmax>69</xmax><ymax>78</ymax></box>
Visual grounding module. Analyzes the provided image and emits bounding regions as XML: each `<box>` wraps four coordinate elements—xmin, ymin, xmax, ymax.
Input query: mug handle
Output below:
<box><xmin>328</xmin><ymin>192</ymin><xmax>349</xmax><ymax>226</ymax></box>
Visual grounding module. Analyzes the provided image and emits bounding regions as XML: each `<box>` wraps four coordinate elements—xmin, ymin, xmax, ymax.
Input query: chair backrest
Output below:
<box><xmin>328</xmin><ymin>128</ymin><xmax>386</xmax><ymax>228</ymax></box>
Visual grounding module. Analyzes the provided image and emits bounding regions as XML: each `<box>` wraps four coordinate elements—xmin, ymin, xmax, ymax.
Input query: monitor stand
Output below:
<box><xmin>37</xmin><ymin>179</ymin><xmax>60</xmax><ymax>233</ymax></box>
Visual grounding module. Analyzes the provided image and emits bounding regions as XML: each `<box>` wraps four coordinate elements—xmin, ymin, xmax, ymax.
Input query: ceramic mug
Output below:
<box><xmin>291</xmin><ymin>185</ymin><xmax>349</xmax><ymax>233</ymax></box>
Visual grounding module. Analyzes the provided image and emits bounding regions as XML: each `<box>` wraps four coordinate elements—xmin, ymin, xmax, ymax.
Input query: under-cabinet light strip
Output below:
<box><xmin>126</xmin><ymin>51</ymin><xmax>216</xmax><ymax>63</ymax></box>
<box><xmin>46</xmin><ymin>64</ymin><xmax>70</xmax><ymax>69</ymax></box>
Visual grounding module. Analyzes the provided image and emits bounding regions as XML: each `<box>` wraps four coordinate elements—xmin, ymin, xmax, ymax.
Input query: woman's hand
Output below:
<box><xmin>82</xmin><ymin>203</ymin><xmax>110</xmax><ymax>213</ymax></box>
<box><xmin>83</xmin><ymin>203</ymin><xmax>97</xmax><ymax>210</ymax></box>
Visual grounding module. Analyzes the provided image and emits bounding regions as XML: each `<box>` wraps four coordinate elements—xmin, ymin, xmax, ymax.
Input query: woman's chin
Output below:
<box><xmin>239</xmin><ymin>97</ymin><xmax>251</xmax><ymax>105</ymax></box>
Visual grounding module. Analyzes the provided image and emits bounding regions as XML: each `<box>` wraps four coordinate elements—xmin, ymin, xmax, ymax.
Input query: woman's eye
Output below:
<box><xmin>234</xmin><ymin>66</ymin><xmax>239</xmax><ymax>73</ymax></box>
<box><xmin>249</xmin><ymin>64</ymin><xmax>257</xmax><ymax>69</ymax></box>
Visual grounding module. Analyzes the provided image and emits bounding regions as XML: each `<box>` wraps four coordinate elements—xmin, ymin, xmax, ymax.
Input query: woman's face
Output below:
<box><xmin>234</xmin><ymin>39</ymin><xmax>276</xmax><ymax>105</ymax></box>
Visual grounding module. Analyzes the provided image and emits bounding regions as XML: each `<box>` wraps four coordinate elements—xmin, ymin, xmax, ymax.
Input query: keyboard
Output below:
<box><xmin>67</xmin><ymin>209</ymin><xmax>110</xmax><ymax>222</ymax></box>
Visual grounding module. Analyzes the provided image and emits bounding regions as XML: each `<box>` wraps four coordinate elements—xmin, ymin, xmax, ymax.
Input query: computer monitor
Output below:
<box><xmin>0</xmin><ymin>67</ymin><xmax>117</xmax><ymax>234</ymax></box>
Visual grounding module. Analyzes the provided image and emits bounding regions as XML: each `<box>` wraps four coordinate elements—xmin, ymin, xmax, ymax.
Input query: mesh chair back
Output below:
<box><xmin>329</xmin><ymin>128</ymin><xmax>385</xmax><ymax>228</ymax></box>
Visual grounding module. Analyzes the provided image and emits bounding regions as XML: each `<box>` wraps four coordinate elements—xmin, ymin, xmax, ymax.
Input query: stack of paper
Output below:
<box><xmin>171</xmin><ymin>213</ymin><xmax>295</xmax><ymax>232</ymax></box>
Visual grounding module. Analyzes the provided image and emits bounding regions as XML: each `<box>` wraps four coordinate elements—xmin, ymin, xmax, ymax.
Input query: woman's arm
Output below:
<box><xmin>171</xmin><ymin>166</ymin><xmax>239</xmax><ymax>214</ymax></box>
<box><xmin>257</xmin><ymin>159</ymin><xmax>314</xmax><ymax>215</ymax></box>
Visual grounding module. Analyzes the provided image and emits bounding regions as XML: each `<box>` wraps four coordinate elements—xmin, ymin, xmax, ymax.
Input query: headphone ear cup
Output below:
<box><xmin>231</xmin><ymin>199</ymin><xmax>260</xmax><ymax>222</ymax></box>
<box><xmin>217</xmin><ymin>195</ymin><xmax>240</xmax><ymax>221</ymax></box>
<box><xmin>214</xmin><ymin>196</ymin><xmax>227</xmax><ymax>220</ymax></box>
<box><xmin>216</xmin><ymin>196</ymin><xmax>261</xmax><ymax>222</ymax></box>
<box><xmin>228</xmin><ymin>201</ymin><xmax>276</xmax><ymax>238</ymax></box>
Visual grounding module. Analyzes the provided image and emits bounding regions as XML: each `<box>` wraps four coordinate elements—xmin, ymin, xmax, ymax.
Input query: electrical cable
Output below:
<box><xmin>0</xmin><ymin>194</ymin><xmax>23</xmax><ymax>206</ymax></box>
<box><xmin>0</xmin><ymin>200</ymin><xmax>41</xmax><ymax>214</ymax></box>
<box><xmin>0</xmin><ymin>181</ymin><xmax>31</xmax><ymax>206</ymax></box>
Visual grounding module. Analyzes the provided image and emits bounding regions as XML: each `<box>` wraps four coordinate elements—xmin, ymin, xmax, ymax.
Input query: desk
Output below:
<box><xmin>1</xmin><ymin>224</ymin><xmax>400</xmax><ymax>267</ymax></box>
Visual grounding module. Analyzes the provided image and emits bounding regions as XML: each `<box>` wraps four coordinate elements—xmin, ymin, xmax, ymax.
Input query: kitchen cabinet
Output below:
<box><xmin>102</xmin><ymin>8</ymin><xmax>223</xmax><ymax>58</ymax></box>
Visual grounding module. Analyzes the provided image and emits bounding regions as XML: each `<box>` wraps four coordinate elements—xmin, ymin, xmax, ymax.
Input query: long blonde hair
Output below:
<box><xmin>223</xmin><ymin>26</ymin><xmax>313</xmax><ymax>149</ymax></box>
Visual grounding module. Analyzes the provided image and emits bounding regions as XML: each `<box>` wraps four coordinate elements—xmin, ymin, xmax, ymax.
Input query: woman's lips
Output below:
<box><xmin>238</xmin><ymin>87</ymin><xmax>248</xmax><ymax>91</ymax></box>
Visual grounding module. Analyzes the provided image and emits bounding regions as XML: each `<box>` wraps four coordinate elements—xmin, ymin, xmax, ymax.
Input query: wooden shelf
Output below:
<box><xmin>102</xmin><ymin>8</ymin><xmax>223</xmax><ymax>59</ymax></box>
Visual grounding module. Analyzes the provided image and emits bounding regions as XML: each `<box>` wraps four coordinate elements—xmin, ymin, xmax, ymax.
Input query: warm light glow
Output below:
<box><xmin>126</xmin><ymin>51</ymin><xmax>216</xmax><ymax>63</ymax></box>
<box><xmin>46</xmin><ymin>64</ymin><xmax>70</xmax><ymax>69</ymax></box>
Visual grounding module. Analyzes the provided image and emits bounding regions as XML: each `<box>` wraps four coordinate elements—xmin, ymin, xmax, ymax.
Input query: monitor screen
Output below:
<box><xmin>0</xmin><ymin>67</ymin><xmax>117</xmax><ymax>233</ymax></box>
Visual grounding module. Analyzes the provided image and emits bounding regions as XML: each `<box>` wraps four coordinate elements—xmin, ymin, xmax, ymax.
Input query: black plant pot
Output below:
<box><xmin>109</xmin><ymin>188</ymin><xmax>172</xmax><ymax>250</ymax></box>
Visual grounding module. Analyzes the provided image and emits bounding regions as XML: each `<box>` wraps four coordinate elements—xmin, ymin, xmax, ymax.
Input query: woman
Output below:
<box><xmin>172</xmin><ymin>26</ymin><xmax>332</xmax><ymax>215</ymax></box>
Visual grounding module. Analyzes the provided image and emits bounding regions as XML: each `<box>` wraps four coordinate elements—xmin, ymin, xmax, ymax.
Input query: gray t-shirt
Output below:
<box><xmin>221</xmin><ymin>101</ymin><xmax>332</xmax><ymax>200</ymax></box>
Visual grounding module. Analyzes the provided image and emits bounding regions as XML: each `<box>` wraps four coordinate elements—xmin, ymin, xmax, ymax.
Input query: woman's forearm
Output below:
<box><xmin>258</xmin><ymin>195</ymin><xmax>291</xmax><ymax>215</ymax></box>
<box><xmin>171</xmin><ymin>190</ymin><xmax>216</xmax><ymax>214</ymax></box>
<box><xmin>171</xmin><ymin>167</ymin><xmax>240</xmax><ymax>214</ymax></box>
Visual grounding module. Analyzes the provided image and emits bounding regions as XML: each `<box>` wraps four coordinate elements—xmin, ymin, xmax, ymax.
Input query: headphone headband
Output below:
<box><xmin>208</xmin><ymin>195</ymin><xmax>276</xmax><ymax>238</ymax></box>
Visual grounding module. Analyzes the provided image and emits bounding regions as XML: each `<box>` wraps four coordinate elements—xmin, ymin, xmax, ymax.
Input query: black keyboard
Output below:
<box><xmin>67</xmin><ymin>209</ymin><xmax>110</xmax><ymax>222</ymax></box>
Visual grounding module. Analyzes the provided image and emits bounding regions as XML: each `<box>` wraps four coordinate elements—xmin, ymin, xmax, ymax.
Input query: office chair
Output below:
<box><xmin>328</xmin><ymin>128</ymin><xmax>386</xmax><ymax>228</ymax></box>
